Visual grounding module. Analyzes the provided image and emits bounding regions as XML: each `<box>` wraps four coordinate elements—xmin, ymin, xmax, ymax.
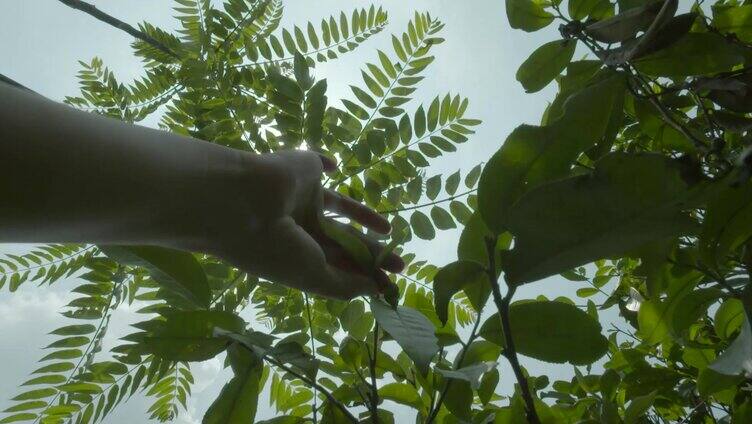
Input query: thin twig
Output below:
<box><xmin>57</xmin><ymin>0</ymin><xmax>180</xmax><ymax>60</ymax></box>
<box><xmin>425</xmin><ymin>292</ymin><xmax>484</xmax><ymax>423</ymax></box>
<box><xmin>486</xmin><ymin>237</ymin><xmax>540</xmax><ymax>424</ymax></box>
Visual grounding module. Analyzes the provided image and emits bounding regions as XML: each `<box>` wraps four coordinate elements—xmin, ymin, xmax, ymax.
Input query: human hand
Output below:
<box><xmin>181</xmin><ymin>149</ymin><xmax>404</xmax><ymax>300</ymax></box>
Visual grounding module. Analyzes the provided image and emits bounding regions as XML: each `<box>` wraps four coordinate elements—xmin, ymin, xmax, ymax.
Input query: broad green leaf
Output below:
<box><xmin>0</xmin><ymin>413</ymin><xmax>37</xmax><ymax>423</ymax></box>
<box><xmin>697</xmin><ymin>367</ymin><xmax>742</xmax><ymax>398</ymax></box>
<box><xmin>480</xmin><ymin>301</ymin><xmax>608</xmax><ymax>365</ymax></box>
<box><xmin>435</xmin><ymin>361</ymin><xmax>496</xmax><ymax>389</ymax></box>
<box><xmin>293</xmin><ymin>52</ymin><xmax>312</xmax><ymax>90</ymax></box>
<box><xmin>478</xmin><ymin>74</ymin><xmax>625</xmax><ymax>234</ymax></box>
<box><xmin>713</xmin><ymin>5</ymin><xmax>752</xmax><ymax>42</ymax></box>
<box><xmin>378</xmin><ymin>383</ymin><xmax>423</xmax><ymax>410</ymax></box>
<box><xmin>320</xmin><ymin>219</ymin><xmax>372</xmax><ymax>271</ymax></box>
<box><xmin>569</xmin><ymin>0</ymin><xmax>613</xmax><ymax>20</ymax></box>
<box><xmin>426</xmin><ymin>98</ymin><xmax>439</xmax><ymax>131</ymax></box>
<box><xmin>516</xmin><ymin>40</ymin><xmax>576</xmax><ymax>93</ymax></box>
<box><xmin>624</xmin><ymin>391</ymin><xmax>657</xmax><ymax>424</ymax></box>
<box><xmin>414</xmin><ymin>105</ymin><xmax>426</xmax><ymax>137</ymax></box>
<box><xmin>478</xmin><ymin>368</ymin><xmax>499</xmax><ymax>405</ymax></box>
<box><xmin>506</xmin><ymin>0</ymin><xmax>554</xmax><ymax>32</ymax></box>
<box><xmin>445</xmin><ymin>171</ymin><xmax>460</xmax><ymax>195</ymax></box>
<box><xmin>49</xmin><ymin>324</ymin><xmax>95</xmax><ymax>336</ymax></box>
<box><xmin>143</xmin><ymin>310</ymin><xmax>246</xmax><ymax>361</ymax></box>
<box><xmin>100</xmin><ymin>245</ymin><xmax>210</xmax><ymax>308</ymax></box>
<box><xmin>430</xmin><ymin>207</ymin><xmax>455</xmax><ymax>230</ymax></box>
<box><xmin>710</xmin><ymin>312</ymin><xmax>752</xmax><ymax>376</ymax></box>
<box><xmin>444</xmin><ymin>380</ymin><xmax>472</xmax><ymax>420</ymax></box>
<box><xmin>426</xmin><ymin>175</ymin><xmax>441</xmax><ymax>200</ymax></box>
<box><xmin>635</xmin><ymin>33</ymin><xmax>744</xmax><ymax>77</ymax></box>
<box><xmin>410</xmin><ymin>211</ymin><xmax>435</xmax><ymax>240</ymax></box>
<box><xmin>203</xmin><ymin>344</ymin><xmax>263</xmax><ymax>424</ymax></box>
<box><xmin>370</xmin><ymin>299</ymin><xmax>439</xmax><ymax>375</ymax></box>
<box><xmin>464</xmin><ymin>164</ymin><xmax>482</xmax><ymax>189</ymax></box>
<box><xmin>433</xmin><ymin>260</ymin><xmax>488</xmax><ymax>325</ymax></box>
<box><xmin>585</xmin><ymin>0</ymin><xmax>663</xmax><ymax>43</ymax></box>
<box><xmin>700</xmin><ymin>182</ymin><xmax>752</xmax><ymax>269</ymax></box>
<box><xmin>715</xmin><ymin>298</ymin><xmax>745</xmax><ymax>340</ymax></box>
<box><xmin>503</xmin><ymin>153</ymin><xmax>697</xmax><ymax>285</ymax></box>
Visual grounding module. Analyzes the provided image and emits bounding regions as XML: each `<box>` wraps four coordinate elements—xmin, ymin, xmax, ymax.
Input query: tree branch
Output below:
<box><xmin>57</xmin><ymin>0</ymin><xmax>180</xmax><ymax>60</ymax></box>
<box><xmin>485</xmin><ymin>237</ymin><xmax>540</xmax><ymax>424</ymax></box>
<box><xmin>425</xmin><ymin>295</ymin><xmax>484</xmax><ymax>423</ymax></box>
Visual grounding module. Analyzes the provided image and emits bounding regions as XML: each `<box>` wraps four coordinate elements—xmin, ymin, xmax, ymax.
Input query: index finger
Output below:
<box><xmin>323</xmin><ymin>189</ymin><xmax>391</xmax><ymax>234</ymax></box>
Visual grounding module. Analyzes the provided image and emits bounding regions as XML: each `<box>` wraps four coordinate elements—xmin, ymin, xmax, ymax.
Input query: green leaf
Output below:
<box><xmin>436</xmin><ymin>361</ymin><xmax>496</xmax><ymax>389</ymax></box>
<box><xmin>293</xmin><ymin>52</ymin><xmax>312</xmax><ymax>90</ymax></box>
<box><xmin>445</xmin><ymin>171</ymin><xmax>460</xmax><ymax>195</ymax></box>
<box><xmin>378</xmin><ymin>383</ymin><xmax>423</xmax><ymax>410</ymax></box>
<box><xmin>49</xmin><ymin>324</ymin><xmax>95</xmax><ymax>336</ymax></box>
<box><xmin>320</xmin><ymin>219</ymin><xmax>372</xmax><ymax>271</ymax></box>
<box><xmin>478</xmin><ymin>74</ymin><xmax>625</xmax><ymax>234</ymax></box>
<box><xmin>426</xmin><ymin>175</ymin><xmax>441</xmax><ymax>200</ymax></box>
<box><xmin>143</xmin><ymin>309</ymin><xmax>246</xmax><ymax>361</ymax></box>
<box><xmin>506</xmin><ymin>0</ymin><xmax>554</xmax><ymax>32</ymax></box>
<box><xmin>100</xmin><ymin>245</ymin><xmax>210</xmax><ymax>308</ymax></box>
<box><xmin>430</xmin><ymin>207</ymin><xmax>456</xmax><ymax>230</ymax></box>
<box><xmin>713</xmin><ymin>5</ymin><xmax>752</xmax><ymax>42</ymax></box>
<box><xmin>478</xmin><ymin>368</ymin><xmax>499</xmax><ymax>405</ymax></box>
<box><xmin>624</xmin><ymin>391</ymin><xmax>657</xmax><ymax>424</ymax></box>
<box><xmin>715</xmin><ymin>298</ymin><xmax>745</xmax><ymax>340</ymax></box>
<box><xmin>635</xmin><ymin>33</ymin><xmax>744</xmax><ymax>78</ymax></box>
<box><xmin>710</xmin><ymin>312</ymin><xmax>752</xmax><ymax>376</ymax></box>
<box><xmin>410</xmin><ymin>211</ymin><xmax>435</xmax><ymax>240</ymax></box>
<box><xmin>700</xmin><ymin>182</ymin><xmax>752</xmax><ymax>269</ymax></box>
<box><xmin>203</xmin><ymin>344</ymin><xmax>263</xmax><ymax>424</ymax></box>
<box><xmin>697</xmin><ymin>367</ymin><xmax>742</xmax><ymax>398</ymax></box>
<box><xmin>585</xmin><ymin>1</ymin><xmax>663</xmax><ymax>43</ymax></box>
<box><xmin>480</xmin><ymin>301</ymin><xmax>608</xmax><ymax>365</ymax></box>
<box><xmin>464</xmin><ymin>164</ymin><xmax>482</xmax><ymax>189</ymax></box>
<box><xmin>0</xmin><ymin>413</ymin><xmax>37</xmax><ymax>423</ymax></box>
<box><xmin>503</xmin><ymin>153</ymin><xmax>696</xmax><ymax>285</ymax></box>
<box><xmin>414</xmin><ymin>105</ymin><xmax>426</xmax><ymax>137</ymax></box>
<box><xmin>370</xmin><ymin>299</ymin><xmax>439</xmax><ymax>375</ymax></box>
<box><xmin>433</xmin><ymin>260</ymin><xmax>488</xmax><ymax>325</ymax></box>
<box><xmin>427</xmin><ymin>98</ymin><xmax>440</xmax><ymax>131</ymax></box>
<box><xmin>392</xmin><ymin>35</ymin><xmax>407</xmax><ymax>62</ymax></box>
<box><xmin>12</xmin><ymin>388</ymin><xmax>56</xmax><ymax>401</ymax></box>
<box><xmin>516</xmin><ymin>39</ymin><xmax>576</xmax><ymax>93</ymax></box>
<box><xmin>398</xmin><ymin>114</ymin><xmax>412</xmax><ymax>144</ymax></box>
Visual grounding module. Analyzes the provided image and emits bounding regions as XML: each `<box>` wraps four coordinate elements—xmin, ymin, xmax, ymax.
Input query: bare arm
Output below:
<box><xmin>0</xmin><ymin>83</ymin><xmax>402</xmax><ymax>299</ymax></box>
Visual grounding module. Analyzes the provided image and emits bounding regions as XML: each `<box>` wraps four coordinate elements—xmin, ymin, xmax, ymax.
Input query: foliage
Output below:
<box><xmin>4</xmin><ymin>0</ymin><xmax>752</xmax><ymax>422</ymax></box>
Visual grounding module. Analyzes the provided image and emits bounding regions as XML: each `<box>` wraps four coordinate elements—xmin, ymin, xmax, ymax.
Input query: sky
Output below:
<box><xmin>0</xmin><ymin>1</ymin><xmax>624</xmax><ymax>422</ymax></box>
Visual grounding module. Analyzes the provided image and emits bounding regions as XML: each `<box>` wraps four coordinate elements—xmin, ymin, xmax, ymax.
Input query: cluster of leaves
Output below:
<box><xmin>459</xmin><ymin>0</ymin><xmax>752</xmax><ymax>421</ymax></box>
<box><xmin>2</xmin><ymin>1</ymin><xmax>485</xmax><ymax>423</ymax></box>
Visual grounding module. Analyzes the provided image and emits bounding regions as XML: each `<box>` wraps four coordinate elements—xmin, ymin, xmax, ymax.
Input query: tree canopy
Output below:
<box><xmin>3</xmin><ymin>0</ymin><xmax>752</xmax><ymax>422</ymax></box>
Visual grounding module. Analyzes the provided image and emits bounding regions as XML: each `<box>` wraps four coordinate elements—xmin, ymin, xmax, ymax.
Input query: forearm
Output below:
<box><xmin>0</xmin><ymin>83</ymin><xmax>250</xmax><ymax>247</ymax></box>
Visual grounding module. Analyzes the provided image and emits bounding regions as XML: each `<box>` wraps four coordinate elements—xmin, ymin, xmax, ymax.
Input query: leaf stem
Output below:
<box><xmin>368</xmin><ymin>323</ymin><xmax>380</xmax><ymax>423</ymax></box>
<box><xmin>264</xmin><ymin>356</ymin><xmax>358</xmax><ymax>423</ymax></box>
<box><xmin>485</xmin><ymin>236</ymin><xmax>540</xmax><ymax>424</ymax></box>
<box><xmin>304</xmin><ymin>294</ymin><xmax>319</xmax><ymax>423</ymax></box>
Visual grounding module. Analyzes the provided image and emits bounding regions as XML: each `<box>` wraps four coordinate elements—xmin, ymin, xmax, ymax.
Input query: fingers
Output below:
<box><xmin>323</xmin><ymin>190</ymin><xmax>391</xmax><ymax>234</ymax></box>
<box><xmin>316</xmin><ymin>152</ymin><xmax>336</xmax><ymax>173</ymax></box>
<box><xmin>317</xmin><ymin>219</ymin><xmax>404</xmax><ymax>273</ymax></box>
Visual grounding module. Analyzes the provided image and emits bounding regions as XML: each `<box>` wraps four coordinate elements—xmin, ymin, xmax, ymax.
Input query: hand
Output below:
<box><xmin>183</xmin><ymin>149</ymin><xmax>404</xmax><ymax>300</ymax></box>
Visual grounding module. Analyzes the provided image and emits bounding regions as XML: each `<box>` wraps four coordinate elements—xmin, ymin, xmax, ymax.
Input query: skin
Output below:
<box><xmin>0</xmin><ymin>82</ymin><xmax>403</xmax><ymax>299</ymax></box>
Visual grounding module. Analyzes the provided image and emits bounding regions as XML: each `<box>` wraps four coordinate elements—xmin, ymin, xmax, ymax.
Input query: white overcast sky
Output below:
<box><xmin>0</xmin><ymin>1</ymin><xmax>625</xmax><ymax>422</ymax></box>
